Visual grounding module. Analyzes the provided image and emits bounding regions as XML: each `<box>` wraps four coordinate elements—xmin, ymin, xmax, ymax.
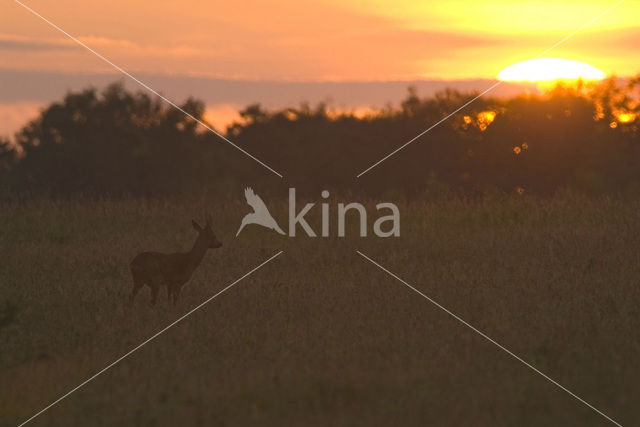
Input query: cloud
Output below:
<box><xmin>0</xmin><ymin>35</ymin><xmax>75</xmax><ymax>51</ymax></box>
<box><xmin>0</xmin><ymin>0</ymin><xmax>635</xmax><ymax>81</ymax></box>
<box><xmin>75</xmin><ymin>36</ymin><xmax>135</xmax><ymax>49</ymax></box>
<box><xmin>0</xmin><ymin>33</ymin><xmax>205</xmax><ymax>59</ymax></box>
<box><xmin>0</xmin><ymin>67</ymin><xmax>541</xmax><ymax>139</ymax></box>
<box><xmin>578</xmin><ymin>27</ymin><xmax>640</xmax><ymax>51</ymax></box>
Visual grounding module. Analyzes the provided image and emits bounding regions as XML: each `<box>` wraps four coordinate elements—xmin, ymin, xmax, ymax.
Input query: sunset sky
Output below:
<box><xmin>0</xmin><ymin>0</ymin><xmax>637</xmax><ymax>135</ymax></box>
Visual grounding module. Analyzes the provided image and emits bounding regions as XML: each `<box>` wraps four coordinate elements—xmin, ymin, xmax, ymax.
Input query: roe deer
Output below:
<box><xmin>129</xmin><ymin>215</ymin><xmax>222</xmax><ymax>305</ymax></box>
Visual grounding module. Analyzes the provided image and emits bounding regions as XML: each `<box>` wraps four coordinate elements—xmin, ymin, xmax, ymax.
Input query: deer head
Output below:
<box><xmin>192</xmin><ymin>214</ymin><xmax>222</xmax><ymax>249</ymax></box>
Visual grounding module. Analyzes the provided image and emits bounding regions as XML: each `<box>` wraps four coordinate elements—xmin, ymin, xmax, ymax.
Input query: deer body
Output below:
<box><xmin>129</xmin><ymin>216</ymin><xmax>221</xmax><ymax>305</ymax></box>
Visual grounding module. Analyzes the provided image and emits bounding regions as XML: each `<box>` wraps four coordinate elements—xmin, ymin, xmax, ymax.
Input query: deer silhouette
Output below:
<box><xmin>129</xmin><ymin>214</ymin><xmax>222</xmax><ymax>305</ymax></box>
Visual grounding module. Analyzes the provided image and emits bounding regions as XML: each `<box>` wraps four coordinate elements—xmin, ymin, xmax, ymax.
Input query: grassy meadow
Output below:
<box><xmin>1</xmin><ymin>195</ymin><xmax>639</xmax><ymax>426</ymax></box>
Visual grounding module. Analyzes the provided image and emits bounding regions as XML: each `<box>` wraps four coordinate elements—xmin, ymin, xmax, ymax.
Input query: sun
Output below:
<box><xmin>498</xmin><ymin>58</ymin><xmax>605</xmax><ymax>82</ymax></box>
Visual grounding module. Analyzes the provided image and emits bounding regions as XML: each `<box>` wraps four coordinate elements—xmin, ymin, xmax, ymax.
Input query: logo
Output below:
<box><xmin>237</xmin><ymin>187</ymin><xmax>286</xmax><ymax>236</ymax></box>
<box><xmin>237</xmin><ymin>188</ymin><xmax>400</xmax><ymax>237</ymax></box>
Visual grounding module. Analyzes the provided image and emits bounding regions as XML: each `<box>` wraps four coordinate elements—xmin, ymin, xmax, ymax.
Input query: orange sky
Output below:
<box><xmin>0</xmin><ymin>0</ymin><xmax>637</xmax><ymax>80</ymax></box>
<box><xmin>0</xmin><ymin>0</ymin><xmax>637</xmax><ymax>137</ymax></box>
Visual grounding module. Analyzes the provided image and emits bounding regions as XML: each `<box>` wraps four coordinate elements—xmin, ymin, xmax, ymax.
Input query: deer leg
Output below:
<box><xmin>150</xmin><ymin>284</ymin><xmax>160</xmax><ymax>306</ymax></box>
<box><xmin>167</xmin><ymin>285</ymin><xmax>173</xmax><ymax>304</ymax></box>
<box><xmin>129</xmin><ymin>277</ymin><xmax>144</xmax><ymax>303</ymax></box>
<box><xmin>172</xmin><ymin>285</ymin><xmax>182</xmax><ymax>305</ymax></box>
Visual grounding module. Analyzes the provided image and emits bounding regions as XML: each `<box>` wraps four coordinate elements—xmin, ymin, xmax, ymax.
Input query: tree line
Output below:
<box><xmin>1</xmin><ymin>77</ymin><xmax>639</xmax><ymax>199</ymax></box>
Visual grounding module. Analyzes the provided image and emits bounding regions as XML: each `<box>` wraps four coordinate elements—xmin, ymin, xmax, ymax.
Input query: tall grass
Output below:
<box><xmin>1</xmin><ymin>195</ymin><xmax>638</xmax><ymax>426</ymax></box>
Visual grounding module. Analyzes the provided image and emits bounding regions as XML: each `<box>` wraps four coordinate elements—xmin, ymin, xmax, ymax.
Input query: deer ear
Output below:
<box><xmin>192</xmin><ymin>220</ymin><xmax>203</xmax><ymax>232</ymax></box>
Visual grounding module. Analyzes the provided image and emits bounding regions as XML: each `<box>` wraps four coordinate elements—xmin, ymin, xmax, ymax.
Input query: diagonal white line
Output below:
<box><xmin>356</xmin><ymin>0</ymin><xmax>625</xmax><ymax>178</ymax></box>
<box><xmin>18</xmin><ymin>250</ymin><xmax>283</xmax><ymax>427</ymax></box>
<box><xmin>13</xmin><ymin>0</ymin><xmax>283</xmax><ymax>178</ymax></box>
<box><xmin>534</xmin><ymin>0</ymin><xmax>625</xmax><ymax>59</ymax></box>
<box><xmin>356</xmin><ymin>250</ymin><xmax>623</xmax><ymax>427</ymax></box>
<box><xmin>357</xmin><ymin>81</ymin><xmax>502</xmax><ymax>178</ymax></box>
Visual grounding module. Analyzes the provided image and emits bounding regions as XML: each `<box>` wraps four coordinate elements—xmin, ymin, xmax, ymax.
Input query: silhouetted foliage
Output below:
<box><xmin>4</xmin><ymin>77</ymin><xmax>640</xmax><ymax>199</ymax></box>
<box><xmin>10</xmin><ymin>83</ymin><xmax>222</xmax><ymax>196</ymax></box>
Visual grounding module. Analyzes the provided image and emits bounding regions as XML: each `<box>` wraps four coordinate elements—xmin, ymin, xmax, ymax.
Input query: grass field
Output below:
<box><xmin>1</xmin><ymin>195</ymin><xmax>638</xmax><ymax>426</ymax></box>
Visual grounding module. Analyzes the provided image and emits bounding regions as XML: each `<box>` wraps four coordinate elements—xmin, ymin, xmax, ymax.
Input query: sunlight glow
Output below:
<box><xmin>617</xmin><ymin>112</ymin><xmax>636</xmax><ymax>123</ymax></box>
<box><xmin>498</xmin><ymin>58</ymin><xmax>605</xmax><ymax>82</ymax></box>
<box><xmin>477</xmin><ymin>110</ymin><xmax>496</xmax><ymax>131</ymax></box>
